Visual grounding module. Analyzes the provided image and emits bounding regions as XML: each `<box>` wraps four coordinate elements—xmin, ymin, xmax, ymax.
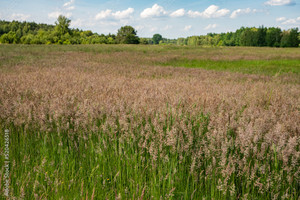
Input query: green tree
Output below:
<box><xmin>187</xmin><ymin>36</ymin><xmax>200</xmax><ymax>46</ymax></box>
<box><xmin>280</xmin><ymin>30</ymin><xmax>290</xmax><ymax>47</ymax></box>
<box><xmin>212</xmin><ymin>34</ymin><xmax>221</xmax><ymax>46</ymax></box>
<box><xmin>288</xmin><ymin>28</ymin><xmax>299</xmax><ymax>47</ymax></box>
<box><xmin>177</xmin><ymin>38</ymin><xmax>186</xmax><ymax>45</ymax></box>
<box><xmin>0</xmin><ymin>31</ymin><xmax>17</xmax><ymax>43</ymax></box>
<box><xmin>20</xmin><ymin>34</ymin><xmax>34</xmax><ymax>44</ymax></box>
<box><xmin>116</xmin><ymin>26</ymin><xmax>139</xmax><ymax>44</ymax></box>
<box><xmin>139</xmin><ymin>38</ymin><xmax>149</xmax><ymax>44</ymax></box>
<box><xmin>55</xmin><ymin>15</ymin><xmax>71</xmax><ymax>36</ymax></box>
<box><xmin>0</xmin><ymin>33</ymin><xmax>10</xmax><ymax>43</ymax></box>
<box><xmin>15</xmin><ymin>29</ymin><xmax>22</xmax><ymax>43</ymax></box>
<box><xmin>22</xmin><ymin>23</ymin><xmax>31</xmax><ymax>35</ymax></box>
<box><xmin>223</xmin><ymin>32</ymin><xmax>235</xmax><ymax>46</ymax></box>
<box><xmin>152</xmin><ymin>34</ymin><xmax>162</xmax><ymax>44</ymax></box>
<box><xmin>266</xmin><ymin>27</ymin><xmax>281</xmax><ymax>47</ymax></box>
<box><xmin>280</xmin><ymin>29</ymin><xmax>299</xmax><ymax>47</ymax></box>
<box><xmin>257</xmin><ymin>26</ymin><xmax>267</xmax><ymax>46</ymax></box>
<box><xmin>240</xmin><ymin>28</ymin><xmax>258</xmax><ymax>46</ymax></box>
<box><xmin>107</xmin><ymin>37</ymin><xmax>115</xmax><ymax>44</ymax></box>
<box><xmin>234</xmin><ymin>27</ymin><xmax>245</xmax><ymax>46</ymax></box>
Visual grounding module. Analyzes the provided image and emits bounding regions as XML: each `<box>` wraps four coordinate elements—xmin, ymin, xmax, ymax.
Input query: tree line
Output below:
<box><xmin>177</xmin><ymin>26</ymin><xmax>299</xmax><ymax>47</ymax></box>
<box><xmin>0</xmin><ymin>16</ymin><xmax>299</xmax><ymax>47</ymax></box>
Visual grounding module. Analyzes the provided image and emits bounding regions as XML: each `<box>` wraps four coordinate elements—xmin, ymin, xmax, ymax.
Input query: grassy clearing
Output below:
<box><xmin>0</xmin><ymin>45</ymin><xmax>299</xmax><ymax>199</ymax></box>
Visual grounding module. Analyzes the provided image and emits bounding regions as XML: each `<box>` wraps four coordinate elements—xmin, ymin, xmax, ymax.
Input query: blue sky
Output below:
<box><xmin>0</xmin><ymin>0</ymin><xmax>299</xmax><ymax>38</ymax></box>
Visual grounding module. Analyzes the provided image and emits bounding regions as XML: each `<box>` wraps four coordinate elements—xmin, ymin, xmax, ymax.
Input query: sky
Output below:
<box><xmin>0</xmin><ymin>0</ymin><xmax>299</xmax><ymax>38</ymax></box>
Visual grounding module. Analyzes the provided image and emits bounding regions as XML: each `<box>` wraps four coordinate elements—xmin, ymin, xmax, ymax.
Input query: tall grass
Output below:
<box><xmin>1</xmin><ymin>110</ymin><xmax>298</xmax><ymax>199</ymax></box>
<box><xmin>0</xmin><ymin>45</ymin><xmax>299</xmax><ymax>199</ymax></box>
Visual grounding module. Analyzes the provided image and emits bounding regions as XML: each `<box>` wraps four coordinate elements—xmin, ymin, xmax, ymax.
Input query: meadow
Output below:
<box><xmin>0</xmin><ymin>44</ymin><xmax>299</xmax><ymax>199</ymax></box>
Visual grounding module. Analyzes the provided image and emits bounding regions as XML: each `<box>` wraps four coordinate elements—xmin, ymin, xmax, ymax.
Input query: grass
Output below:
<box><xmin>2</xmin><ymin>112</ymin><xmax>297</xmax><ymax>199</ymax></box>
<box><xmin>0</xmin><ymin>44</ymin><xmax>299</xmax><ymax>199</ymax></box>
<box><xmin>160</xmin><ymin>58</ymin><xmax>300</xmax><ymax>75</ymax></box>
<box><xmin>1</xmin><ymin>44</ymin><xmax>299</xmax><ymax>76</ymax></box>
<box><xmin>0</xmin><ymin>113</ymin><xmax>211</xmax><ymax>199</ymax></box>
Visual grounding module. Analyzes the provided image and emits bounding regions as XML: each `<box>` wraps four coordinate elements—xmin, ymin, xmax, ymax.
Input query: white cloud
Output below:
<box><xmin>11</xmin><ymin>13</ymin><xmax>30</xmax><ymax>21</ymax></box>
<box><xmin>265</xmin><ymin>0</ymin><xmax>294</xmax><ymax>6</ymax></box>
<box><xmin>282</xmin><ymin>19</ymin><xmax>297</xmax><ymax>24</ymax></box>
<box><xmin>204</xmin><ymin>24</ymin><xmax>217</xmax><ymax>30</ymax></box>
<box><xmin>277</xmin><ymin>16</ymin><xmax>300</xmax><ymax>25</ymax></box>
<box><xmin>282</xmin><ymin>17</ymin><xmax>300</xmax><ymax>24</ymax></box>
<box><xmin>184</xmin><ymin>25</ymin><xmax>192</xmax><ymax>31</ymax></box>
<box><xmin>187</xmin><ymin>10</ymin><xmax>202</xmax><ymax>18</ymax></box>
<box><xmin>170</xmin><ymin>9</ymin><xmax>185</xmax><ymax>17</ymax></box>
<box><xmin>48</xmin><ymin>0</ymin><xmax>74</xmax><ymax>20</ymax></box>
<box><xmin>202</xmin><ymin>5</ymin><xmax>230</xmax><ymax>18</ymax></box>
<box><xmin>63</xmin><ymin>0</ymin><xmax>74</xmax><ymax>8</ymax></box>
<box><xmin>65</xmin><ymin>6</ymin><xmax>75</xmax><ymax>11</ymax></box>
<box><xmin>187</xmin><ymin>5</ymin><xmax>230</xmax><ymax>18</ymax></box>
<box><xmin>276</xmin><ymin>17</ymin><xmax>286</xmax><ymax>22</ymax></box>
<box><xmin>230</xmin><ymin>8</ymin><xmax>252</xmax><ymax>19</ymax></box>
<box><xmin>95</xmin><ymin>8</ymin><xmax>134</xmax><ymax>20</ymax></box>
<box><xmin>95</xmin><ymin>10</ymin><xmax>113</xmax><ymax>20</ymax></box>
<box><xmin>48</xmin><ymin>11</ymin><xmax>72</xmax><ymax>19</ymax></box>
<box><xmin>63</xmin><ymin>0</ymin><xmax>75</xmax><ymax>11</ymax></box>
<box><xmin>113</xmin><ymin>8</ymin><xmax>134</xmax><ymax>20</ymax></box>
<box><xmin>140</xmin><ymin>4</ymin><xmax>167</xmax><ymax>18</ymax></box>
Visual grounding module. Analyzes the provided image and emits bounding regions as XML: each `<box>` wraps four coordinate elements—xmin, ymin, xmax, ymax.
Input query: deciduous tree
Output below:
<box><xmin>116</xmin><ymin>26</ymin><xmax>139</xmax><ymax>44</ymax></box>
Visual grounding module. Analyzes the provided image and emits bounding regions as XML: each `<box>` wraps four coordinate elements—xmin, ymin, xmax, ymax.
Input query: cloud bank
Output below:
<box><xmin>140</xmin><ymin>4</ymin><xmax>167</xmax><ymax>18</ymax></box>
<box><xmin>187</xmin><ymin>5</ymin><xmax>230</xmax><ymax>18</ymax></box>
<box><xmin>264</xmin><ymin>0</ymin><xmax>295</xmax><ymax>6</ymax></box>
<box><xmin>95</xmin><ymin>8</ymin><xmax>134</xmax><ymax>20</ymax></box>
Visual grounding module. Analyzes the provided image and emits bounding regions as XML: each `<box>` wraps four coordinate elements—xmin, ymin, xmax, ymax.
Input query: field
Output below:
<box><xmin>0</xmin><ymin>44</ymin><xmax>299</xmax><ymax>199</ymax></box>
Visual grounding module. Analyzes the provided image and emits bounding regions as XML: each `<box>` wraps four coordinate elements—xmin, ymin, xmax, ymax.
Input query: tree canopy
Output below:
<box><xmin>152</xmin><ymin>34</ymin><xmax>163</xmax><ymax>44</ymax></box>
<box><xmin>116</xmin><ymin>26</ymin><xmax>139</xmax><ymax>44</ymax></box>
<box><xmin>55</xmin><ymin>15</ymin><xmax>71</xmax><ymax>36</ymax></box>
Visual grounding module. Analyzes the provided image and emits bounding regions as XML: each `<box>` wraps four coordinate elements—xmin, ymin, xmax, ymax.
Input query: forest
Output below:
<box><xmin>0</xmin><ymin>15</ymin><xmax>299</xmax><ymax>47</ymax></box>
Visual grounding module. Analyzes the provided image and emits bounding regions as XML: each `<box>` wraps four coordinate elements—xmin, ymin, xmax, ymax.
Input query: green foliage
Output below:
<box><xmin>187</xmin><ymin>36</ymin><xmax>200</xmax><ymax>46</ymax></box>
<box><xmin>116</xmin><ymin>26</ymin><xmax>139</xmax><ymax>44</ymax></box>
<box><xmin>240</xmin><ymin>28</ymin><xmax>259</xmax><ymax>46</ymax></box>
<box><xmin>257</xmin><ymin>26</ymin><xmax>267</xmax><ymax>46</ymax></box>
<box><xmin>0</xmin><ymin>18</ymin><xmax>117</xmax><ymax>45</ymax></box>
<box><xmin>288</xmin><ymin>28</ymin><xmax>300</xmax><ymax>47</ymax></box>
<box><xmin>152</xmin><ymin>33</ymin><xmax>163</xmax><ymax>44</ymax></box>
<box><xmin>55</xmin><ymin>15</ymin><xmax>71</xmax><ymax>36</ymax></box>
<box><xmin>281</xmin><ymin>30</ymin><xmax>291</xmax><ymax>47</ymax></box>
<box><xmin>266</xmin><ymin>27</ymin><xmax>282</xmax><ymax>47</ymax></box>
<box><xmin>139</xmin><ymin>38</ymin><xmax>149</xmax><ymax>44</ymax></box>
<box><xmin>177</xmin><ymin>38</ymin><xmax>187</xmax><ymax>45</ymax></box>
<box><xmin>182</xmin><ymin>26</ymin><xmax>299</xmax><ymax>48</ymax></box>
<box><xmin>0</xmin><ymin>32</ymin><xmax>16</xmax><ymax>44</ymax></box>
